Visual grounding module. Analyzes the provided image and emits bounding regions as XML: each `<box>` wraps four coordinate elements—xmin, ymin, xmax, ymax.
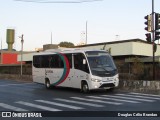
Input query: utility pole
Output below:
<box><xmin>1</xmin><ymin>39</ymin><xmax>2</xmax><ymax>50</ymax></box>
<box><xmin>51</xmin><ymin>32</ymin><xmax>52</xmax><ymax>44</ymax></box>
<box><xmin>152</xmin><ymin>0</ymin><xmax>155</xmax><ymax>80</ymax></box>
<box><xmin>19</xmin><ymin>34</ymin><xmax>24</xmax><ymax>76</ymax></box>
<box><xmin>1</xmin><ymin>39</ymin><xmax>2</xmax><ymax>64</ymax></box>
<box><xmin>86</xmin><ymin>21</ymin><xmax>88</xmax><ymax>44</ymax></box>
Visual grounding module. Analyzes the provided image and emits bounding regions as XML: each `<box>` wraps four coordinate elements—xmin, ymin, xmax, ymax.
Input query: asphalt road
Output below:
<box><xmin>0</xmin><ymin>79</ymin><xmax>160</xmax><ymax>120</ymax></box>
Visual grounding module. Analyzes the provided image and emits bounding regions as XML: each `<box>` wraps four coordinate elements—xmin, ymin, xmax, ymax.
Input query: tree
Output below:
<box><xmin>59</xmin><ymin>41</ymin><xmax>74</xmax><ymax>48</ymax></box>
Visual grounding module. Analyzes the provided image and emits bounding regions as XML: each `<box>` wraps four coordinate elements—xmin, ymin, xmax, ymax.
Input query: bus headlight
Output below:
<box><xmin>114</xmin><ymin>77</ymin><xmax>119</xmax><ymax>81</ymax></box>
<box><xmin>91</xmin><ymin>78</ymin><xmax>101</xmax><ymax>82</ymax></box>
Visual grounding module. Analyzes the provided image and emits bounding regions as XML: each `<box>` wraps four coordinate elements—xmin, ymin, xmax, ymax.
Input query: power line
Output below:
<box><xmin>13</xmin><ymin>0</ymin><xmax>103</xmax><ymax>3</ymax></box>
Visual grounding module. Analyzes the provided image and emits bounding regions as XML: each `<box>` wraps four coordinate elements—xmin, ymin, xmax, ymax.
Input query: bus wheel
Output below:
<box><xmin>81</xmin><ymin>82</ymin><xmax>89</xmax><ymax>93</ymax></box>
<box><xmin>45</xmin><ymin>79</ymin><xmax>51</xmax><ymax>89</ymax></box>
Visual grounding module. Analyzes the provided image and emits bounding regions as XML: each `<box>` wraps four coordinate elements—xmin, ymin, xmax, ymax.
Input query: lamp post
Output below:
<box><xmin>86</xmin><ymin>21</ymin><xmax>88</xmax><ymax>44</ymax></box>
<box><xmin>19</xmin><ymin>34</ymin><xmax>24</xmax><ymax>76</ymax></box>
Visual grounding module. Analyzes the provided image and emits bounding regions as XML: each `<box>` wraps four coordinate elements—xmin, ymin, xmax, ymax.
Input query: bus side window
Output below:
<box><xmin>49</xmin><ymin>55</ymin><xmax>64</xmax><ymax>68</ymax></box>
<box><xmin>74</xmin><ymin>53</ymin><xmax>89</xmax><ymax>73</ymax></box>
<box><xmin>33</xmin><ymin>56</ymin><xmax>41</xmax><ymax>68</ymax></box>
<box><xmin>49</xmin><ymin>56</ymin><xmax>54</xmax><ymax>68</ymax></box>
<box><xmin>65</xmin><ymin>54</ymin><xmax>72</xmax><ymax>68</ymax></box>
<box><xmin>41</xmin><ymin>55</ymin><xmax>49</xmax><ymax>68</ymax></box>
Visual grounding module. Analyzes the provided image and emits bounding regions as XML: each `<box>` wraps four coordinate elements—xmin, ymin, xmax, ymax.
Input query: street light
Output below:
<box><xmin>19</xmin><ymin>34</ymin><xmax>24</xmax><ymax>76</ymax></box>
<box><xmin>86</xmin><ymin>21</ymin><xmax>88</xmax><ymax>44</ymax></box>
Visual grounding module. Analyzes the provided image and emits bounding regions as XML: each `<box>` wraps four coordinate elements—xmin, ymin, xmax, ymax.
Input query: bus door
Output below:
<box><xmin>72</xmin><ymin>53</ymin><xmax>90</xmax><ymax>89</ymax></box>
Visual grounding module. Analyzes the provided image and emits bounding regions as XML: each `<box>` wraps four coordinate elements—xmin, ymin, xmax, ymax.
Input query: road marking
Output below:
<box><xmin>87</xmin><ymin>96</ymin><xmax>140</xmax><ymax>103</ymax></box>
<box><xmin>35</xmin><ymin>100</ymin><xmax>83</xmax><ymax>110</ymax></box>
<box><xmin>55</xmin><ymin>98</ymin><xmax>104</xmax><ymax>107</ymax></box>
<box><xmin>116</xmin><ymin>94</ymin><xmax>160</xmax><ymax>100</ymax></box>
<box><xmin>0</xmin><ymin>83</ymin><xmax>33</xmax><ymax>87</ymax></box>
<box><xmin>71</xmin><ymin>97</ymin><xmax>122</xmax><ymax>105</ymax></box>
<box><xmin>101</xmin><ymin>95</ymin><xmax>155</xmax><ymax>102</ymax></box>
<box><xmin>16</xmin><ymin>101</ymin><xmax>61</xmax><ymax>111</ymax></box>
<box><xmin>0</xmin><ymin>103</ymin><xmax>28</xmax><ymax>111</ymax></box>
<box><xmin>130</xmin><ymin>92</ymin><xmax>160</xmax><ymax>97</ymax></box>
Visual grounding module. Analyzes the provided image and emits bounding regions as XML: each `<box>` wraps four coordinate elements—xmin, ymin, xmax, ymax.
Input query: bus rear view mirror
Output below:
<box><xmin>83</xmin><ymin>59</ymin><xmax>86</xmax><ymax>64</ymax></box>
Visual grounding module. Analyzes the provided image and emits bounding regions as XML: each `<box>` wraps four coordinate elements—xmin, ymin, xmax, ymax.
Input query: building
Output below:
<box><xmin>76</xmin><ymin>39</ymin><xmax>160</xmax><ymax>57</ymax></box>
<box><xmin>0</xmin><ymin>50</ymin><xmax>21</xmax><ymax>65</ymax></box>
<box><xmin>18</xmin><ymin>39</ymin><xmax>160</xmax><ymax>80</ymax></box>
<box><xmin>0</xmin><ymin>29</ymin><xmax>21</xmax><ymax>65</ymax></box>
<box><xmin>75</xmin><ymin>39</ymin><xmax>160</xmax><ymax>80</ymax></box>
<box><xmin>18</xmin><ymin>38</ymin><xmax>160</xmax><ymax>62</ymax></box>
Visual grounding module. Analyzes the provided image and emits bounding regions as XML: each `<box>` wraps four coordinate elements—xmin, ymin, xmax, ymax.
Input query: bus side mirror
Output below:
<box><xmin>83</xmin><ymin>59</ymin><xmax>86</xmax><ymax>64</ymax></box>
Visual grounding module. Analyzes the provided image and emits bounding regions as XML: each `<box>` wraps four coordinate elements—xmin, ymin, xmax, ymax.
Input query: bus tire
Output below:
<box><xmin>45</xmin><ymin>79</ymin><xmax>51</xmax><ymax>89</ymax></box>
<box><xmin>81</xmin><ymin>81</ymin><xmax>89</xmax><ymax>93</ymax></box>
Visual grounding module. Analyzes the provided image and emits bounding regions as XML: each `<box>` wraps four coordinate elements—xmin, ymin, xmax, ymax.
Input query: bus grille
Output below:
<box><xmin>99</xmin><ymin>83</ymin><xmax>115</xmax><ymax>88</ymax></box>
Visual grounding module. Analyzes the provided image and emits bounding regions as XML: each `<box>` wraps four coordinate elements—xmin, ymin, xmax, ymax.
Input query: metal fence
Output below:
<box><xmin>0</xmin><ymin>63</ymin><xmax>159</xmax><ymax>80</ymax></box>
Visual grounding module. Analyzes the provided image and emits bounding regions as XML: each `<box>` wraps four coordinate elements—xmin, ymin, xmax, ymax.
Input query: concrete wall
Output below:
<box><xmin>77</xmin><ymin>42</ymin><xmax>133</xmax><ymax>56</ymax></box>
<box><xmin>0</xmin><ymin>65</ymin><xmax>32</xmax><ymax>75</ymax></box>
<box><xmin>78</xmin><ymin>41</ymin><xmax>160</xmax><ymax>57</ymax></box>
<box><xmin>0</xmin><ymin>74</ymin><xmax>32</xmax><ymax>82</ymax></box>
<box><xmin>132</xmin><ymin>42</ymin><xmax>152</xmax><ymax>56</ymax></box>
<box><xmin>0</xmin><ymin>52</ymin><xmax>20</xmax><ymax>64</ymax></box>
<box><xmin>43</xmin><ymin>44</ymin><xmax>58</xmax><ymax>51</ymax></box>
<box><xmin>18</xmin><ymin>52</ymin><xmax>37</xmax><ymax>62</ymax></box>
<box><xmin>2</xmin><ymin>53</ymin><xmax>19</xmax><ymax>64</ymax></box>
<box><xmin>118</xmin><ymin>79</ymin><xmax>160</xmax><ymax>94</ymax></box>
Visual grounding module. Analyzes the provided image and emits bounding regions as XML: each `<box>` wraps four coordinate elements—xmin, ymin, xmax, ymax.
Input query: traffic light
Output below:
<box><xmin>155</xmin><ymin>13</ymin><xmax>160</xmax><ymax>30</ymax></box>
<box><xmin>155</xmin><ymin>31</ymin><xmax>160</xmax><ymax>40</ymax></box>
<box><xmin>144</xmin><ymin>14</ymin><xmax>152</xmax><ymax>32</ymax></box>
<box><xmin>145</xmin><ymin>33</ymin><xmax>151</xmax><ymax>43</ymax></box>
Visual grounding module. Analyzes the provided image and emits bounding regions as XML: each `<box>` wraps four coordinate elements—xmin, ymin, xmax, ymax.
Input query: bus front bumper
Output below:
<box><xmin>90</xmin><ymin>75</ymin><xmax>119</xmax><ymax>90</ymax></box>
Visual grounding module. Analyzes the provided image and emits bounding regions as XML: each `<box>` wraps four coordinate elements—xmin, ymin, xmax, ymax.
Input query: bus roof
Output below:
<box><xmin>33</xmin><ymin>49</ymin><xmax>108</xmax><ymax>56</ymax></box>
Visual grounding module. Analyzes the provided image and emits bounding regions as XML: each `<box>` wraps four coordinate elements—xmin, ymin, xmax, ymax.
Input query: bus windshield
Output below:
<box><xmin>85</xmin><ymin>51</ymin><xmax>117</xmax><ymax>77</ymax></box>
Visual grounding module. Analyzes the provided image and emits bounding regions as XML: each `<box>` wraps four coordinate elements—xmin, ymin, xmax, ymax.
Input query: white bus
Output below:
<box><xmin>32</xmin><ymin>49</ymin><xmax>119</xmax><ymax>92</ymax></box>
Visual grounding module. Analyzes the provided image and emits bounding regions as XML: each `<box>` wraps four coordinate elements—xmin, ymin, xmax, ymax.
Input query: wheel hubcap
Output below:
<box><xmin>46</xmin><ymin>81</ymin><xmax>50</xmax><ymax>88</ymax></box>
<box><xmin>83</xmin><ymin>84</ymin><xmax>88</xmax><ymax>92</ymax></box>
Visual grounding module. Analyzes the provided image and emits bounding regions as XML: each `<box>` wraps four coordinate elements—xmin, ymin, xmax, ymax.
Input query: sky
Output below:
<box><xmin>0</xmin><ymin>0</ymin><xmax>160</xmax><ymax>51</ymax></box>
